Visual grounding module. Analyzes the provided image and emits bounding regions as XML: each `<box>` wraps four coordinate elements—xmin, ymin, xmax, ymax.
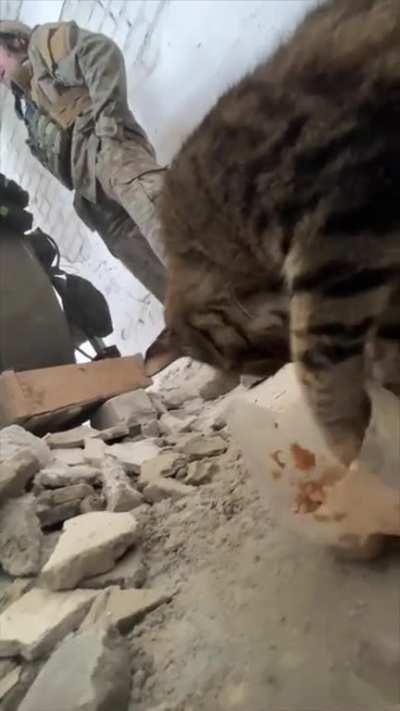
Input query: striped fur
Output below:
<box><xmin>160</xmin><ymin>0</ymin><xmax>400</xmax><ymax>464</ymax></box>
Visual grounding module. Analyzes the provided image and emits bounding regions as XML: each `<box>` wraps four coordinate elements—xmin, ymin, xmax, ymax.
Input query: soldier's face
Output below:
<box><xmin>0</xmin><ymin>46</ymin><xmax>23</xmax><ymax>86</ymax></box>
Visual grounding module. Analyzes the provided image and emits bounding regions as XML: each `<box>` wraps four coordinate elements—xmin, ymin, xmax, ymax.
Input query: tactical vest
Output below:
<box><xmin>11</xmin><ymin>25</ymin><xmax>91</xmax><ymax>190</ymax></box>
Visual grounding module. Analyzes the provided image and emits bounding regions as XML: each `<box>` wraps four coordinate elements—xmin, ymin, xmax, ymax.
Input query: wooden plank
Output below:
<box><xmin>0</xmin><ymin>356</ymin><xmax>152</xmax><ymax>430</ymax></box>
<box><xmin>0</xmin><ymin>370</ymin><xmax>29</xmax><ymax>424</ymax></box>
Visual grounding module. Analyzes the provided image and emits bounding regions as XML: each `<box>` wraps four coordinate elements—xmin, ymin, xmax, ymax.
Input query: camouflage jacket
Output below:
<box><xmin>26</xmin><ymin>21</ymin><xmax>154</xmax><ymax>201</ymax></box>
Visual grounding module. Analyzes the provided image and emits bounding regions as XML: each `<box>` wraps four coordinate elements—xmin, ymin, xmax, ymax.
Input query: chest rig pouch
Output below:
<box><xmin>25</xmin><ymin>102</ymin><xmax>73</xmax><ymax>190</ymax></box>
<box><xmin>11</xmin><ymin>24</ymin><xmax>91</xmax><ymax>191</ymax></box>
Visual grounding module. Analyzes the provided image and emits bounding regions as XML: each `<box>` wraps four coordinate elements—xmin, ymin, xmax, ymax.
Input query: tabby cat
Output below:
<box><xmin>158</xmin><ymin>0</ymin><xmax>400</xmax><ymax>465</ymax></box>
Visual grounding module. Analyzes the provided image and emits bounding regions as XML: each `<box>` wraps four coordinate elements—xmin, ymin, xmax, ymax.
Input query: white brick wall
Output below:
<box><xmin>0</xmin><ymin>0</ymin><xmax>315</xmax><ymax>356</ymax></box>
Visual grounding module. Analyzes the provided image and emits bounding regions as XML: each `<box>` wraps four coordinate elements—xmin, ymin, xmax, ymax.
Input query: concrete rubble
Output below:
<box><xmin>0</xmin><ymin>426</ymin><xmax>51</xmax><ymax>468</ymax></box>
<box><xmin>81</xmin><ymin>586</ymin><xmax>170</xmax><ymax>632</ymax></box>
<box><xmin>100</xmin><ymin>458</ymin><xmax>144</xmax><ymax>511</ymax></box>
<box><xmin>0</xmin><ymin>365</ymin><xmax>398</xmax><ymax>711</ymax></box>
<box><xmin>0</xmin><ymin>452</ymin><xmax>39</xmax><ymax>502</ymax></box>
<box><xmin>41</xmin><ymin>511</ymin><xmax>140</xmax><ymax>590</ymax></box>
<box><xmin>18</xmin><ymin>626</ymin><xmax>131</xmax><ymax>711</ymax></box>
<box><xmin>0</xmin><ymin>587</ymin><xmax>97</xmax><ymax>660</ymax></box>
<box><xmin>0</xmin><ymin>496</ymin><xmax>43</xmax><ymax>576</ymax></box>
<box><xmin>91</xmin><ymin>389</ymin><xmax>157</xmax><ymax>430</ymax></box>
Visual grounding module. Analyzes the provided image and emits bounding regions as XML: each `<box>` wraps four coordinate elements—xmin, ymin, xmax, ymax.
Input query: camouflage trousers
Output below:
<box><xmin>74</xmin><ymin>137</ymin><xmax>167</xmax><ymax>303</ymax></box>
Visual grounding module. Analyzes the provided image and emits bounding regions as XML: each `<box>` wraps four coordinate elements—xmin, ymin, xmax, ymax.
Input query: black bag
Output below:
<box><xmin>28</xmin><ymin>228</ymin><xmax>59</xmax><ymax>271</ymax></box>
<box><xmin>53</xmin><ymin>272</ymin><xmax>113</xmax><ymax>339</ymax></box>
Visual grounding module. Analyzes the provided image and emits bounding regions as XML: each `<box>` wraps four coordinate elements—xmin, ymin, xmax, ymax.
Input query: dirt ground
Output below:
<box><xmin>124</xmin><ymin>363</ymin><xmax>400</xmax><ymax>711</ymax></box>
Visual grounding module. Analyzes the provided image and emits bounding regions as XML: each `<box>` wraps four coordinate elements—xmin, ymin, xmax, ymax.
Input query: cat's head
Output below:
<box><xmin>148</xmin><ymin>264</ymin><xmax>291</xmax><ymax>378</ymax></box>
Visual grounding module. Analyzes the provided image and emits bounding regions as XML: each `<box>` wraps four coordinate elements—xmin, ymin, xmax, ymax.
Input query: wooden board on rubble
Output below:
<box><xmin>0</xmin><ymin>356</ymin><xmax>151</xmax><ymax>434</ymax></box>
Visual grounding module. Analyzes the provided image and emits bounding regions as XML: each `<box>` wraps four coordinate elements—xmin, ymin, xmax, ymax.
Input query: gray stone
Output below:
<box><xmin>182</xmin><ymin>434</ymin><xmax>227</xmax><ymax>460</ymax></box>
<box><xmin>40</xmin><ymin>532</ymin><xmax>61</xmax><ymax>567</ymax></box>
<box><xmin>101</xmin><ymin>458</ymin><xmax>144</xmax><ymax>512</ymax></box>
<box><xmin>0</xmin><ymin>496</ymin><xmax>43</xmax><ymax>576</ymax></box>
<box><xmin>159</xmin><ymin>412</ymin><xmax>195</xmax><ymax>436</ymax></box>
<box><xmin>147</xmin><ymin>391</ymin><xmax>166</xmax><ymax>415</ymax></box>
<box><xmin>140</xmin><ymin>451</ymin><xmax>187</xmax><ymax>483</ymax></box>
<box><xmin>53</xmin><ymin>448</ymin><xmax>86</xmax><ymax>467</ymax></box>
<box><xmin>37</xmin><ymin>500</ymin><xmax>81</xmax><ymax>528</ymax></box>
<box><xmin>81</xmin><ymin>548</ymin><xmax>147</xmax><ymax>590</ymax></box>
<box><xmin>0</xmin><ymin>451</ymin><xmax>39</xmax><ymax>502</ymax></box>
<box><xmin>91</xmin><ymin>389</ymin><xmax>157</xmax><ymax>430</ymax></box>
<box><xmin>0</xmin><ymin>426</ymin><xmax>51</xmax><ymax>468</ymax></box>
<box><xmin>0</xmin><ymin>579</ymin><xmax>32</xmax><ymax>615</ymax></box>
<box><xmin>160</xmin><ymin>388</ymin><xmax>189</xmax><ymax>410</ymax></box>
<box><xmin>34</xmin><ymin>464</ymin><xmax>100</xmax><ymax>489</ymax></box>
<box><xmin>94</xmin><ymin>424</ymin><xmax>130</xmax><ymax>442</ymax></box>
<box><xmin>0</xmin><ymin>660</ymin><xmax>18</xmax><ymax>682</ymax></box>
<box><xmin>0</xmin><ymin>662</ymin><xmax>40</xmax><ymax>711</ymax></box>
<box><xmin>44</xmin><ymin>425</ymin><xmax>99</xmax><ymax>449</ymax></box>
<box><xmin>18</xmin><ymin>626</ymin><xmax>131</xmax><ymax>711</ymax></box>
<box><xmin>81</xmin><ymin>586</ymin><xmax>169</xmax><ymax>633</ymax></box>
<box><xmin>37</xmin><ymin>483</ymin><xmax>94</xmax><ymax>507</ymax></box>
<box><xmin>107</xmin><ymin>440</ymin><xmax>161</xmax><ymax>474</ymax></box>
<box><xmin>143</xmin><ymin>477</ymin><xmax>195</xmax><ymax>503</ymax></box>
<box><xmin>41</xmin><ymin>512</ymin><xmax>139</xmax><ymax>591</ymax></box>
<box><xmin>183</xmin><ymin>397</ymin><xmax>204</xmax><ymax>415</ymax></box>
<box><xmin>0</xmin><ymin>665</ymin><xmax>21</xmax><ymax>701</ymax></box>
<box><xmin>185</xmin><ymin>460</ymin><xmax>219</xmax><ymax>486</ymax></box>
<box><xmin>0</xmin><ymin>587</ymin><xmax>98</xmax><ymax>660</ymax></box>
<box><xmin>141</xmin><ymin>419</ymin><xmax>160</xmax><ymax>438</ymax></box>
<box><xmin>83</xmin><ymin>438</ymin><xmax>108</xmax><ymax>467</ymax></box>
<box><xmin>80</xmin><ymin>492</ymin><xmax>106</xmax><ymax>514</ymax></box>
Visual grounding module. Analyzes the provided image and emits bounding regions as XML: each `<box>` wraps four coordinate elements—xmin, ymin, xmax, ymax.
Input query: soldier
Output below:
<box><xmin>0</xmin><ymin>18</ymin><xmax>168</xmax><ymax>341</ymax></box>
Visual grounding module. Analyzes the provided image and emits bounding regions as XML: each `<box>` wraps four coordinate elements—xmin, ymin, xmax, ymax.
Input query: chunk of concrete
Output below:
<box><xmin>91</xmin><ymin>389</ymin><xmax>157</xmax><ymax>430</ymax></box>
<box><xmin>34</xmin><ymin>465</ymin><xmax>100</xmax><ymax>489</ymax></box>
<box><xmin>147</xmin><ymin>391</ymin><xmax>166</xmax><ymax>415</ymax></box>
<box><xmin>41</xmin><ymin>512</ymin><xmax>139</xmax><ymax>590</ymax></box>
<box><xmin>53</xmin><ymin>449</ymin><xmax>86</xmax><ymax>467</ymax></box>
<box><xmin>182</xmin><ymin>434</ymin><xmax>227</xmax><ymax>460</ymax></box>
<box><xmin>81</xmin><ymin>548</ymin><xmax>147</xmax><ymax>590</ymax></box>
<box><xmin>143</xmin><ymin>477</ymin><xmax>195</xmax><ymax>503</ymax></box>
<box><xmin>37</xmin><ymin>501</ymin><xmax>81</xmax><ymax>528</ymax></box>
<box><xmin>18</xmin><ymin>625</ymin><xmax>130</xmax><ymax>711</ymax></box>
<box><xmin>107</xmin><ymin>440</ymin><xmax>161</xmax><ymax>474</ymax></box>
<box><xmin>185</xmin><ymin>460</ymin><xmax>219</xmax><ymax>486</ymax></box>
<box><xmin>37</xmin><ymin>483</ymin><xmax>94</xmax><ymax>507</ymax></box>
<box><xmin>0</xmin><ymin>660</ymin><xmax>18</xmax><ymax>683</ymax></box>
<box><xmin>140</xmin><ymin>451</ymin><xmax>187</xmax><ymax>483</ymax></box>
<box><xmin>141</xmin><ymin>419</ymin><xmax>160</xmax><ymax>438</ymax></box>
<box><xmin>81</xmin><ymin>586</ymin><xmax>169</xmax><ymax>633</ymax></box>
<box><xmin>0</xmin><ymin>451</ymin><xmax>39</xmax><ymax>502</ymax></box>
<box><xmin>0</xmin><ymin>496</ymin><xmax>43</xmax><ymax>576</ymax></box>
<box><xmin>0</xmin><ymin>426</ymin><xmax>51</xmax><ymax>468</ymax></box>
<box><xmin>93</xmin><ymin>424</ymin><xmax>130</xmax><ymax>442</ymax></box>
<box><xmin>0</xmin><ymin>665</ymin><xmax>21</xmax><ymax>701</ymax></box>
<box><xmin>80</xmin><ymin>493</ymin><xmax>106</xmax><ymax>514</ymax></box>
<box><xmin>101</xmin><ymin>459</ymin><xmax>144</xmax><ymax>512</ymax></box>
<box><xmin>0</xmin><ymin>579</ymin><xmax>32</xmax><ymax>615</ymax></box>
<box><xmin>44</xmin><ymin>425</ymin><xmax>99</xmax><ymax>449</ymax></box>
<box><xmin>159</xmin><ymin>412</ymin><xmax>195</xmax><ymax>436</ymax></box>
<box><xmin>83</xmin><ymin>438</ymin><xmax>108</xmax><ymax>467</ymax></box>
<box><xmin>0</xmin><ymin>587</ymin><xmax>97</xmax><ymax>660</ymax></box>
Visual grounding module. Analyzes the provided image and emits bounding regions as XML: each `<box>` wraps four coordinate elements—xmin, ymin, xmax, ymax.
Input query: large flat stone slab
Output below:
<box><xmin>0</xmin><ymin>587</ymin><xmax>97</xmax><ymax>660</ymax></box>
<box><xmin>18</xmin><ymin>625</ymin><xmax>130</xmax><ymax>711</ymax></box>
<box><xmin>41</xmin><ymin>512</ymin><xmax>139</xmax><ymax>590</ymax></box>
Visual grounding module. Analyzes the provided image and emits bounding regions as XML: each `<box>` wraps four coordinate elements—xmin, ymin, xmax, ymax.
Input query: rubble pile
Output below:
<box><xmin>0</xmin><ymin>368</ymin><xmax>233</xmax><ymax>710</ymax></box>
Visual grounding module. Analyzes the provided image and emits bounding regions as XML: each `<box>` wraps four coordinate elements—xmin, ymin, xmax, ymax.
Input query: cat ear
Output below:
<box><xmin>144</xmin><ymin>328</ymin><xmax>183</xmax><ymax>376</ymax></box>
